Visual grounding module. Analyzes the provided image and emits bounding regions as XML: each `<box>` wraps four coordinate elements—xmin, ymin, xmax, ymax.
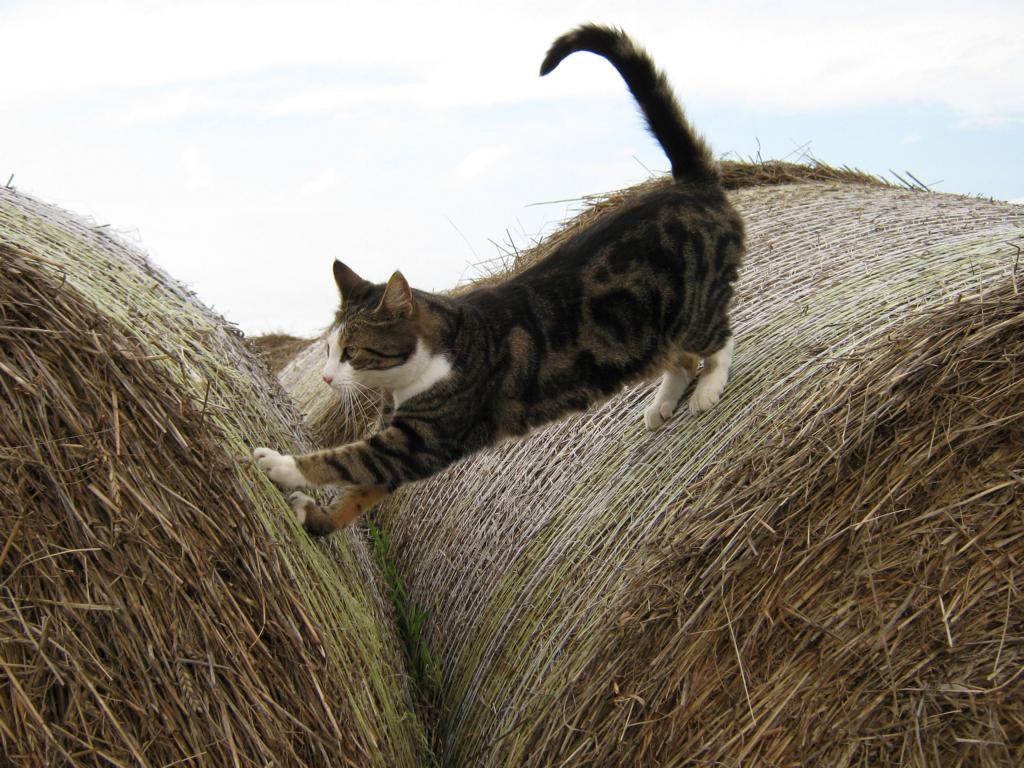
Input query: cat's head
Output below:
<box><xmin>322</xmin><ymin>260</ymin><xmax>448</xmax><ymax>400</ymax></box>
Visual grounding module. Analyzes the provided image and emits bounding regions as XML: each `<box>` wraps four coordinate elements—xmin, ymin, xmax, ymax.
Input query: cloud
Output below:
<box><xmin>4</xmin><ymin>1</ymin><xmax>1021</xmax><ymax>124</ymax></box>
<box><xmin>453</xmin><ymin>146</ymin><xmax>512</xmax><ymax>182</ymax></box>
<box><xmin>123</xmin><ymin>88</ymin><xmax>201</xmax><ymax>124</ymax></box>
<box><xmin>901</xmin><ymin>134</ymin><xmax>921</xmax><ymax>145</ymax></box>
<box><xmin>180</xmin><ymin>147</ymin><xmax>210</xmax><ymax>191</ymax></box>
<box><xmin>651</xmin><ymin>4</ymin><xmax>1024</xmax><ymax>123</ymax></box>
<box><xmin>0</xmin><ymin>0</ymin><xmax>535</xmax><ymax>100</ymax></box>
<box><xmin>299</xmin><ymin>168</ymin><xmax>340</xmax><ymax>197</ymax></box>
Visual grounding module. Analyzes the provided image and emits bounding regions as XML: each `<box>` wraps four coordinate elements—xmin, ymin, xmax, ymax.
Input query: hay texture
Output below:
<box><xmin>718</xmin><ymin>157</ymin><xmax>886</xmax><ymax>190</ymax></box>
<box><xmin>247</xmin><ymin>333</ymin><xmax>310</xmax><ymax>375</ymax></box>
<box><xmin>0</xmin><ymin>189</ymin><xmax>428</xmax><ymax>766</ymax></box>
<box><xmin>280</xmin><ymin>176</ymin><xmax>1024</xmax><ymax>766</ymax></box>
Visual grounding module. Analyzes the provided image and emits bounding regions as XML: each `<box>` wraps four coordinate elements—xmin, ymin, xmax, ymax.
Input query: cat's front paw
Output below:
<box><xmin>253</xmin><ymin>447</ymin><xmax>307</xmax><ymax>490</ymax></box>
<box><xmin>287</xmin><ymin>491</ymin><xmax>317</xmax><ymax>525</ymax></box>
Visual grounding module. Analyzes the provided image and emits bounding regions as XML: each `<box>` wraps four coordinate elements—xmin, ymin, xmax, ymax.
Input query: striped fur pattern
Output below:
<box><xmin>255</xmin><ymin>24</ymin><xmax>744</xmax><ymax>535</ymax></box>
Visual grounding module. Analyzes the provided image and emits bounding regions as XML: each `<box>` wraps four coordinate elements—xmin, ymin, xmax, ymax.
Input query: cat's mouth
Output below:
<box><xmin>326</xmin><ymin>375</ymin><xmax>354</xmax><ymax>393</ymax></box>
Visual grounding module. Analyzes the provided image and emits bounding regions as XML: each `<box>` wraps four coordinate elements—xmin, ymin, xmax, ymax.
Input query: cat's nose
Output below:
<box><xmin>322</xmin><ymin>374</ymin><xmax>334</xmax><ymax>385</ymax></box>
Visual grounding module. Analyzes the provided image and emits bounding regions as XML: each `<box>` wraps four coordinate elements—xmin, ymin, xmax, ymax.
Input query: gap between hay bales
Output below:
<box><xmin>367</xmin><ymin>523</ymin><xmax>447</xmax><ymax>763</ymax></box>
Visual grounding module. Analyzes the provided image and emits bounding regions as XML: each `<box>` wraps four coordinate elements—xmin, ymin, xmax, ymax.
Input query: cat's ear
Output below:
<box><xmin>376</xmin><ymin>271</ymin><xmax>414</xmax><ymax>318</ymax></box>
<box><xmin>333</xmin><ymin>260</ymin><xmax>367</xmax><ymax>300</ymax></box>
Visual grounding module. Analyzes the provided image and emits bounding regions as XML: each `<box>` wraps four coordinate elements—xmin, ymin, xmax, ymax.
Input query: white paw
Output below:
<box><xmin>688</xmin><ymin>382</ymin><xmax>722</xmax><ymax>414</ymax></box>
<box><xmin>288</xmin><ymin>491</ymin><xmax>315</xmax><ymax>525</ymax></box>
<box><xmin>253</xmin><ymin>447</ymin><xmax>307</xmax><ymax>490</ymax></box>
<box><xmin>644</xmin><ymin>400</ymin><xmax>677</xmax><ymax>431</ymax></box>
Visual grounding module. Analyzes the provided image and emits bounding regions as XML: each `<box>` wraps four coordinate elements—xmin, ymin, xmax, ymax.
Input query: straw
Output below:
<box><xmin>0</xmin><ymin>188</ymin><xmax>430</xmax><ymax>767</ymax></box>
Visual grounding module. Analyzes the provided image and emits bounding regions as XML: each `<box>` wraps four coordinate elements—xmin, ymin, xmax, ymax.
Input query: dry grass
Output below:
<box><xmin>247</xmin><ymin>332</ymin><xmax>310</xmax><ymax>374</ymax></box>
<box><xmin>719</xmin><ymin>157</ymin><xmax>886</xmax><ymax>190</ymax></box>
<box><xmin>0</xmin><ymin>189</ymin><xmax>429</xmax><ymax>766</ymax></box>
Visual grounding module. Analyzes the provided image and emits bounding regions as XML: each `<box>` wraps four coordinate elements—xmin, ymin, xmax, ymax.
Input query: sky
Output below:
<box><xmin>3</xmin><ymin>0</ymin><xmax>1022</xmax><ymax>336</ymax></box>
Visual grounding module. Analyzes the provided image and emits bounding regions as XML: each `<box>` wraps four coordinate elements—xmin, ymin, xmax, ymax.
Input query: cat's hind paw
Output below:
<box><xmin>643</xmin><ymin>401</ymin><xmax>677</xmax><ymax>431</ymax></box>
<box><xmin>288</xmin><ymin>491</ymin><xmax>338</xmax><ymax>538</ymax></box>
<box><xmin>689</xmin><ymin>337</ymin><xmax>734</xmax><ymax>414</ymax></box>
<box><xmin>253</xmin><ymin>447</ymin><xmax>307</xmax><ymax>490</ymax></box>
<box><xmin>688</xmin><ymin>382</ymin><xmax>722</xmax><ymax>414</ymax></box>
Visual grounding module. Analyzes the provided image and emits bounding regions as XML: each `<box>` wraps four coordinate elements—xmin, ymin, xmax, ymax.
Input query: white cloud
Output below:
<box><xmin>122</xmin><ymin>88</ymin><xmax>203</xmax><ymax>124</ymax></box>
<box><xmin>180</xmin><ymin>147</ymin><xmax>210</xmax><ymax>191</ymax></box>
<box><xmin>453</xmin><ymin>146</ymin><xmax>512</xmax><ymax>181</ymax></box>
<box><xmin>299</xmin><ymin>168</ymin><xmax>340</xmax><ymax>197</ymax></box>
<box><xmin>3</xmin><ymin>1</ymin><xmax>1022</xmax><ymax>122</ymax></box>
<box><xmin>901</xmin><ymin>134</ymin><xmax>921</xmax><ymax>145</ymax></box>
<box><xmin>270</xmin><ymin>84</ymin><xmax>420</xmax><ymax>116</ymax></box>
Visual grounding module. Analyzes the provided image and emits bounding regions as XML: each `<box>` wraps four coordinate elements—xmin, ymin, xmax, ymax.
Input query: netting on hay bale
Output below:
<box><xmin>275</xmin><ymin>171</ymin><xmax>1024</xmax><ymax>765</ymax></box>
<box><xmin>0</xmin><ymin>189</ymin><xmax>429</xmax><ymax>767</ymax></box>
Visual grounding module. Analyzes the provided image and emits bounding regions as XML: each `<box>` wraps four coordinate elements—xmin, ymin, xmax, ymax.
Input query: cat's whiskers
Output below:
<box><xmin>334</xmin><ymin>374</ymin><xmax>382</xmax><ymax>427</ymax></box>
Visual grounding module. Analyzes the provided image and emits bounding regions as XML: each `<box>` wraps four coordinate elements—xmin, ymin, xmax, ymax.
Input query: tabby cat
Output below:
<box><xmin>254</xmin><ymin>24</ymin><xmax>744</xmax><ymax>535</ymax></box>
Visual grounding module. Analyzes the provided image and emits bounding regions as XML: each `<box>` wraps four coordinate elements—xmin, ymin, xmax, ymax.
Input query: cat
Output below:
<box><xmin>254</xmin><ymin>24</ymin><xmax>744</xmax><ymax>536</ymax></box>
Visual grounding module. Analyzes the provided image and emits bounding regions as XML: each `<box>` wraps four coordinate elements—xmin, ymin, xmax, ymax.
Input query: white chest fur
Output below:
<box><xmin>391</xmin><ymin>340</ymin><xmax>452</xmax><ymax>407</ymax></box>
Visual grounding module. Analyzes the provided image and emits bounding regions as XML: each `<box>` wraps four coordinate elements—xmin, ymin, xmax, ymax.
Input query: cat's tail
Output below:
<box><xmin>540</xmin><ymin>24</ymin><xmax>719</xmax><ymax>185</ymax></box>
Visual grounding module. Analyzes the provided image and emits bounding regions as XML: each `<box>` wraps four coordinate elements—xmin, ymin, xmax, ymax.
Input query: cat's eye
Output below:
<box><xmin>344</xmin><ymin>345</ymin><xmax>359</xmax><ymax>359</ymax></box>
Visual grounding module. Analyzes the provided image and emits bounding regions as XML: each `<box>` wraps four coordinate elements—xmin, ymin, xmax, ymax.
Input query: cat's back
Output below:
<box><xmin>452</xmin><ymin>179</ymin><xmax>742</xmax><ymax>365</ymax></box>
<box><xmin>565</xmin><ymin>180</ymin><xmax>740</xmax><ymax>259</ymax></box>
<box><xmin>468</xmin><ymin>179</ymin><xmax>741</xmax><ymax>309</ymax></box>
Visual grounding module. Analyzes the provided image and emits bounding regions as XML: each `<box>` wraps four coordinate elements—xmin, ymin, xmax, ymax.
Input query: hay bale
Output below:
<box><xmin>718</xmin><ymin>157</ymin><xmax>886</xmax><ymax>190</ymax></box>
<box><xmin>360</xmin><ymin>182</ymin><xmax>1020</xmax><ymax>765</ymax></box>
<box><xmin>248</xmin><ymin>332</ymin><xmax>311</xmax><ymax>374</ymax></box>
<box><xmin>0</xmin><ymin>189</ymin><xmax>429</xmax><ymax>766</ymax></box>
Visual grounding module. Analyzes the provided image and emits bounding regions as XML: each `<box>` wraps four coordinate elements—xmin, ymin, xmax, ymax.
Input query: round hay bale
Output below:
<box><xmin>358</xmin><ymin>182</ymin><xmax>1020</xmax><ymax>765</ymax></box>
<box><xmin>718</xmin><ymin>157</ymin><xmax>886</xmax><ymax>190</ymax></box>
<box><xmin>248</xmin><ymin>332</ymin><xmax>312</xmax><ymax>375</ymax></box>
<box><xmin>0</xmin><ymin>189</ymin><xmax>428</xmax><ymax>766</ymax></box>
